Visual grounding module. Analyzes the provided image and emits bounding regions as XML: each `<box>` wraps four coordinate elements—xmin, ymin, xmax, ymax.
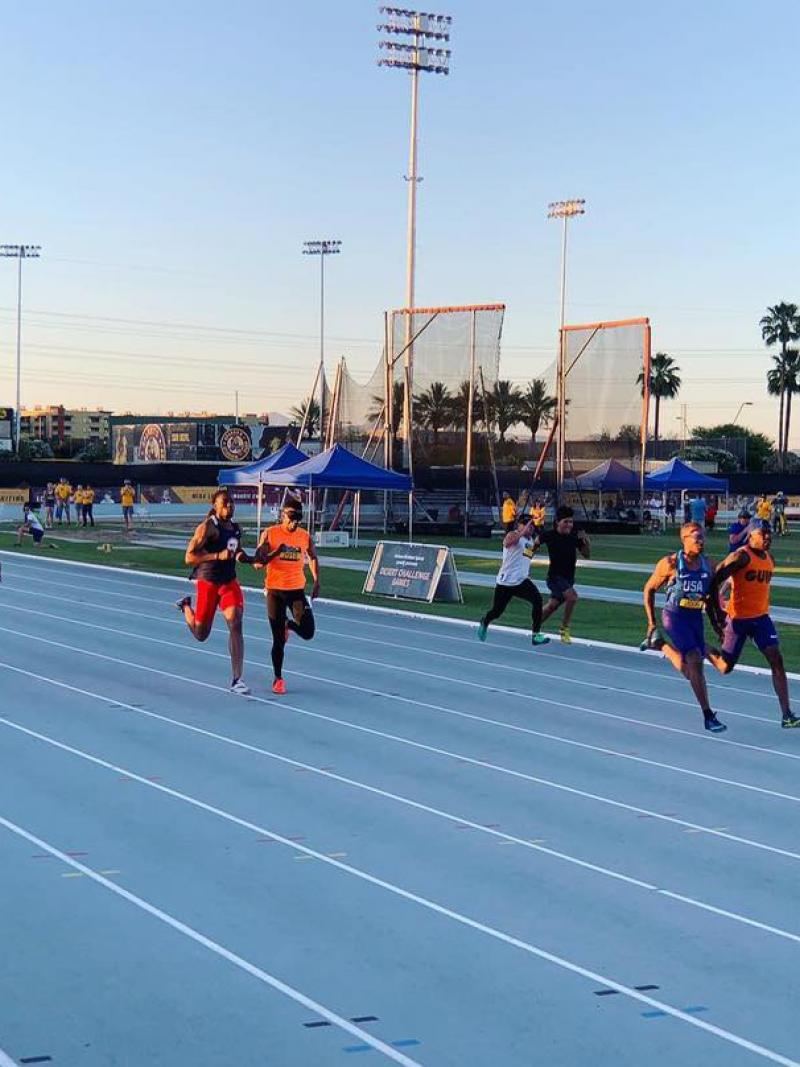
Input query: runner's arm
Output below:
<box><xmin>184</xmin><ymin>521</ymin><xmax>232</xmax><ymax>566</ymax></box>
<box><xmin>306</xmin><ymin>539</ymin><xmax>321</xmax><ymax>598</ymax></box>
<box><xmin>643</xmin><ymin>556</ymin><xmax>673</xmax><ymax>632</ymax></box>
<box><xmin>251</xmin><ymin>530</ymin><xmax>287</xmax><ymax>566</ymax></box>
<box><xmin>577</xmin><ymin>530</ymin><xmax>591</xmax><ymax>559</ymax></box>
<box><xmin>707</xmin><ymin>550</ymin><xmax>749</xmax><ymax>633</ymax></box>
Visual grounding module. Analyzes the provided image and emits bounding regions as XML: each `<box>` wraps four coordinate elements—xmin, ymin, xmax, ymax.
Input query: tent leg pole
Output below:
<box><xmin>257</xmin><ymin>482</ymin><xmax>263</xmax><ymax>541</ymax></box>
<box><xmin>408</xmin><ymin>490</ymin><xmax>412</xmax><ymax>544</ymax></box>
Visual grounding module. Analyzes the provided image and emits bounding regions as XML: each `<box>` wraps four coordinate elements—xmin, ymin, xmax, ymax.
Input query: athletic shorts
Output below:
<box><xmin>662</xmin><ymin>608</ymin><xmax>705</xmax><ymax>657</ymax></box>
<box><xmin>194</xmin><ymin>578</ymin><xmax>244</xmax><ymax>626</ymax></box>
<box><xmin>722</xmin><ymin>614</ymin><xmax>779</xmax><ymax>660</ymax></box>
<box><xmin>31</xmin><ymin>527</ymin><xmax>44</xmax><ymax>544</ymax></box>
<box><xmin>122</xmin><ymin>506</ymin><xmax>133</xmax><ymax>518</ymax></box>
<box><xmin>546</xmin><ymin>575</ymin><xmax>575</xmax><ymax>603</ymax></box>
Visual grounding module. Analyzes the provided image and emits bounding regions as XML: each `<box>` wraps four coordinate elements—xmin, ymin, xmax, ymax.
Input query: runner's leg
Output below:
<box><xmin>287</xmin><ymin>591</ymin><xmax>315</xmax><ymax>640</ymax></box>
<box><xmin>266</xmin><ymin>591</ymin><xmax>287</xmax><ymax>679</ymax></box>
<box><xmin>222</xmin><ymin>605</ymin><xmax>245</xmax><ymax>682</ymax></box>
<box><xmin>481</xmin><ymin>584</ymin><xmax>515</xmax><ymax>628</ymax></box>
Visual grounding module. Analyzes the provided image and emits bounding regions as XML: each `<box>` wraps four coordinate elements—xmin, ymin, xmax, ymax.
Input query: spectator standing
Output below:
<box><xmin>82</xmin><ymin>484</ymin><xmax>95</xmax><ymax>528</ymax></box>
<box><xmin>121</xmin><ymin>480</ymin><xmax>136</xmax><ymax>532</ymax></box>
<box><xmin>501</xmin><ymin>492</ymin><xmax>516</xmax><ymax>532</ymax></box>
<box><xmin>705</xmin><ymin>496</ymin><xmax>718</xmax><ymax>531</ymax></box>
<box><xmin>55</xmin><ymin>478</ymin><xmax>72</xmax><ymax>525</ymax></box>
<box><xmin>755</xmin><ymin>493</ymin><xmax>772</xmax><ymax>524</ymax></box>
<box><xmin>665</xmin><ymin>494</ymin><xmax>677</xmax><ymax>526</ymax></box>
<box><xmin>529</xmin><ymin>498</ymin><xmax>546</xmax><ymax>536</ymax></box>
<box><xmin>72</xmin><ymin>485</ymin><xmax>83</xmax><ymax>526</ymax></box>
<box><xmin>43</xmin><ymin>483</ymin><xmax>56</xmax><ymax>529</ymax></box>
<box><xmin>688</xmin><ymin>494</ymin><xmax>707</xmax><ymax>526</ymax></box>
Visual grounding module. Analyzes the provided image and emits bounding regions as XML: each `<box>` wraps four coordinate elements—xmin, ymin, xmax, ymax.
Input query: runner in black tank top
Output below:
<box><xmin>177</xmin><ymin>489</ymin><xmax>250</xmax><ymax>695</ymax></box>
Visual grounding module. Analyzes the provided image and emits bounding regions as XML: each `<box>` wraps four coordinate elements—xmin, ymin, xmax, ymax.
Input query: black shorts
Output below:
<box><xmin>546</xmin><ymin>575</ymin><xmax>575</xmax><ymax>603</ymax></box>
<box><xmin>266</xmin><ymin>588</ymin><xmax>310</xmax><ymax>621</ymax></box>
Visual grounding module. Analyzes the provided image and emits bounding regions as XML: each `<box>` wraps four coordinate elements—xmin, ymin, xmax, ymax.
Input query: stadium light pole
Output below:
<box><xmin>547</xmin><ymin>201</ymin><xmax>585</xmax><ymax>500</ymax></box>
<box><xmin>302</xmin><ymin>240</ymin><xmax>341</xmax><ymax>443</ymax></box>
<box><xmin>1</xmin><ymin>244</ymin><xmax>41</xmax><ymax>453</ymax></box>
<box><xmin>378</xmin><ymin>7</ymin><xmax>451</xmax><ymax>471</ymax></box>
<box><xmin>733</xmin><ymin>401</ymin><xmax>752</xmax><ymax>425</ymax></box>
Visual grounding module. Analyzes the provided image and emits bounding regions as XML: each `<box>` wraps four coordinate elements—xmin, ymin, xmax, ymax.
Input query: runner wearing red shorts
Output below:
<box><xmin>176</xmin><ymin>489</ymin><xmax>250</xmax><ymax>695</ymax></box>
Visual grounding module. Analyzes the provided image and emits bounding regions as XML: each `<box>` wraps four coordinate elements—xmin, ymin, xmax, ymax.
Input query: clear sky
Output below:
<box><xmin>1</xmin><ymin>0</ymin><xmax>798</xmax><ymax>446</ymax></box>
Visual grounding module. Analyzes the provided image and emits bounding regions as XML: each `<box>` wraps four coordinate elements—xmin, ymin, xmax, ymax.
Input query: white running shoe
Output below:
<box><xmin>230</xmin><ymin>678</ymin><xmax>251</xmax><ymax>696</ymax></box>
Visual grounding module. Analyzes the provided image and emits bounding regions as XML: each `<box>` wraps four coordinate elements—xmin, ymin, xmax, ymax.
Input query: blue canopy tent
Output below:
<box><xmin>218</xmin><ymin>442</ymin><xmax>309</xmax><ymax>537</ymax></box>
<box><xmin>575</xmin><ymin>459</ymin><xmax>640</xmax><ymax>491</ymax></box>
<box><xmin>256</xmin><ymin>443</ymin><xmax>413</xmax><ymax>542</ymax></box>
<box><xmin>645</xmin><ymin>457</ymin><xmax>728</xmax><ymax>493</ymax></box>
<box><xmin>217</xmin><ymin>441</ymin><xmax>307</xmax><ymax>485</ymax></box>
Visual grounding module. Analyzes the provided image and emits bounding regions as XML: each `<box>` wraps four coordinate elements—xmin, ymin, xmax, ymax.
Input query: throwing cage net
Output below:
<box><xmin>536</xmin><ymin>317</ymin><xmax>651</xmax><ymax>505</ymax></box>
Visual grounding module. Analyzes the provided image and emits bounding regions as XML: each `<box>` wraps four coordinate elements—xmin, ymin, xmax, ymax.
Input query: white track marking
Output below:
<box><xmin>1</xmin><ymin>637</ymin><xmax>800</xmax><ymax>864</ymax></box>
<box><xmin>5</xmin><ymin>668</ymin><xmax>800</xmax><ymax>952</ymax></box>
<box><xmin>0</xmin><ymin>813</ymin><xmax>423</xmax><ymax>1067</ymax></box>
<box><xmin>2</xmin><ymin>549</ymin><xmax>795</xmax><ymax>682</ymax></box>
<box><xmin>2</xmin><ymin>605</ymin><xmax>797</xmax><ymax>802</ymax></box>
<box><xmin>1</xmin><ymin>716</ymin><xmax>798</xmax><ymax>1066</ymax></box>
<box><xmin>0</xmin><ymin>1047</ymin><xmax>17</xmax><ymax>1066</ymax></box>
<box><xmin>0</xmin><ymin>589</ymin><xmax>789</xmax><ymax>744</ymax></box>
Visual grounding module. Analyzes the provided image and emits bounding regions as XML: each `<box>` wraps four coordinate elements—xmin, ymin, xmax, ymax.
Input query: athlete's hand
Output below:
<box><xmin>217</xmin><ymin>548</ymin><xmax>233</xmax><ymax>561</ymax></box>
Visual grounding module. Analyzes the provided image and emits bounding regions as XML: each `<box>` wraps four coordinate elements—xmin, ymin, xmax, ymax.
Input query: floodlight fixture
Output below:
<box><xmin>303</xmin><ymin>239</ymin><xmax>342</xmax><ymax>443</ymax></box>
<box><xmin>547</xmin><ymin>200</ymin><xmax>586</xmax><ymax>220</ymax></box>
<box><xmin>1</xmin><ymin>243</ymin><xmax>42</xmax><ymax>451</ymax></box>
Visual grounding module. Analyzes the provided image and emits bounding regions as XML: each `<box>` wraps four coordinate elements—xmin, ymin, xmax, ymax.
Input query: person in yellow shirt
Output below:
<box><xmin>247</xmin><ymin>498</ymin><xmax>320</xmax><ymax>696</ymax></box>
<box><xmin>120</xmin><ymin>480</ymin><xmax>136</xmax><ymax>532</ymax></box>
<box><xmin>82</xmin><ymin>484</ymin><xmax>96</xmax><ymax>527</ymax></box>
<box><xmin>501</xmin><ymin>492</ymin><xmax>516</xmax><ymax>532</ymax></box>
<box><xmin>755</xmin><ymin>493</ymin><xmax>772</xmax><ymax>524</ymax></box>
<box><xmin>72</xmin><ymin>485</ymin><xmax>84</xmax><ymax>526</ymax></box>
<box><xmin>55</xmin><ymin>478</ymin><xmax>72</xmax><ymax>525</ymax></box>
<box><xmin>529</xmin><ymin>499</ymin><xmax>546</xmax><ymax>534</ymax></box>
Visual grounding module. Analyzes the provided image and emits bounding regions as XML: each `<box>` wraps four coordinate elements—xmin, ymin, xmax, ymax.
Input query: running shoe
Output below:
<box><xmin>477</xmin><ymin>620</ymin><xmax>488</xmax><ymax>642</ymax></box>
<box><xmin>531</xmin><ymin>632</ymin><xmax>550</xmax><ymax>646</ymax></box>
<box><xmin>272</xmin><ymin>678</ymin><xmax>286</xmax><ymax>695</ymax></box>
<box><xmin>175</xmin><ymin>595</ymin><xmax>191</xmax><ymax>614</ymax></box>
<box><xmin>781</xmin><ymin>712</ymin><xmax>800</xmax><ymax>728</ymax></box>
<box><xmin>230</xmin><ymin>678</ymin><xmax>251</xmax><ymax>696</ymax></box>
<box><xmin>639</xmin><ymin>629</ymin><xmax>665</xmax><ymax>652</ymax></box>
<box><xmin>704</xmin><ymin>713</ymin><xmax>727</xmax><ymax>733</ymax></box>
<box><xmin>559</xmin><ymin>627</ymin><xmax>572</xmax><ymax>645</ymax></box>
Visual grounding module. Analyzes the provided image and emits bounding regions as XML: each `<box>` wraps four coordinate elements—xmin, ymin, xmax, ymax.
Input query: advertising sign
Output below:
<box><xmin>0</xmin><ymin>407</ymin><xmax>13</xmax><ymax>453</ymax></box>
<box><xmin>363</xmin><ymin>542</ymin><xmax>462</xmax><ymax>603</ymax></box>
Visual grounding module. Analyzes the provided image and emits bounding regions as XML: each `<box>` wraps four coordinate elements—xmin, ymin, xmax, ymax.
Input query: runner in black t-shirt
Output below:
<box><xmin>533</xmin><ymin>505</ymin><xmax>590</xmax><ymax>644</ymax></box>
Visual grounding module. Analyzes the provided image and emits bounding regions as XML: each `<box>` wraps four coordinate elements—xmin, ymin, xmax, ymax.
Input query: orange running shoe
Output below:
<box><xmin>272</xmin><ymin>678</ymin><xmax>286</xmax><ymax>695</ymax></box>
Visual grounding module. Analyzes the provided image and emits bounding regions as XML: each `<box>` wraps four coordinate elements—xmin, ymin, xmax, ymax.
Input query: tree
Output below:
<box><xmin>767</xmin><ymin>348</ymin><xmax>800</xmax><ymax>466</ymax></box>
<box><xmin>518</xmin><ymin>378</ymin><xmax>557</xmax><ymax>443</ymax></box>
<box><xmin>368</xmin><ymin>380</ymin><xmax>405</xmax><ymax>442</ymax></box>
<box><xmin>692</xmin><ymin>422</ymin><xmax>775</xmax><ymax>472</ymax></box>
<box><xmin>615</xmin><ymin>424</ymin><xmax>641</xmax><ymax>443</ymax></box>
<box><xmin>490</xmin><ymin>380</ymin><xmax>522</xmax><ymax>443</ymax></box>
<box><xmin>289</xmin><ymin>397</ymin><xmax>320</xmax><ymax>439</ymax></box>
<box><xmin>414</xmin><ymin>381</ymin><xmax>453</xmax><ymax>445</ymax></box>
<box><xmin>760</xmin><ymin>302</ymin><xmax>800</xmax><ymax>467</ymax></box>
<box><xmin>637</xmin><ymin>351</ymin><xmax>681</xmax><ymax>450</ymax></box>
<box><xmin>450</xmin><ymin>380</ymin><xmax>485</xmax><ymax>431</ymax></box>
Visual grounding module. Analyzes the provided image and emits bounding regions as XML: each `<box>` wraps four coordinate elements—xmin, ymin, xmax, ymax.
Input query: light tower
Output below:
<box><xmin>302</xmin><ymin>239</ymin><xmax>341</xmax><ymax>442</ymax></box>
<box><xmin>378</xmin><ymin>7</ymin><xmax>451</xmax><ymax>469</ymax></box>
<box><xmin>547</xmin><ymin>200</ymin><xmax>585</xmax><ymax>498</ymax></box>
<box><xmin>0</xmin><ymin>244</ymin><xmax>42</xmax><ymax>452</ymax></box>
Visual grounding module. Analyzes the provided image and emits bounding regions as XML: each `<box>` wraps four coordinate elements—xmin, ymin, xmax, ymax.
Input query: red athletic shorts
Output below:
<box><xmin>194</xmin><ymin>579</ymin><xmax>244</xmax><ymax>626</ymax></box>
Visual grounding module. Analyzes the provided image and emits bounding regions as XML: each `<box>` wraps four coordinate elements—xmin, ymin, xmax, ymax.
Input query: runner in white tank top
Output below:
<box><xmin>478</xmin><ymin>512</ymin><xmax>550</xmax><ymax>646</ymax></box>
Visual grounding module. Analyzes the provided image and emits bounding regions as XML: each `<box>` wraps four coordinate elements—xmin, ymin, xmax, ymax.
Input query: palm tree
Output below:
<box><xmin>760</xmin><ymin>302</ymin><xmax>800</xmax><ymax>468</ymax></box>
<box><xmin>490</xmin><ymin>380</ymin><xmax>523</xmax><ymax>443</ymax></box>
<box><xmin>518</xmin><ymin>378</ymin><xmax>557</xmax><ymax>443</ymax></box>
<box><xmin>768</xmin><ymin>348</ymin><xmax>800</xmax><ymax>465</ymax></box>
<box><xmin>450</xmin><ymin>380</ymin><xmax>484</xmax><ymax>431</ymax></box>
<box><xmin>289</xmin><ymin>397</ymin><xmax>320</xmax><ymax>438</ymax></box>
<box><xmin>414</xmin><ymin>381</ymin><xmax>453</xmax><ymax>445</ymax></box>
<box><xmin>368</xmin><ymin>380</ymin><xmax>405</xmax><ymax>442</ymax></box>
<box><xmin>637</xmin><ymin>351</ymin><xmax>681</xmax><ymax>451</ymax></box>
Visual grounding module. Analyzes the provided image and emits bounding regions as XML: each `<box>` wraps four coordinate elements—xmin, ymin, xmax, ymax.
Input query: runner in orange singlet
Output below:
<box><xmin>249</xmin><ymin>498</ymin><xmax>320</xmax><ymax>695</ymax></box>
<box><xmin>708</xmin><ymin>519</ymin><xmax>799</xmax><ymax>727</ymax></box>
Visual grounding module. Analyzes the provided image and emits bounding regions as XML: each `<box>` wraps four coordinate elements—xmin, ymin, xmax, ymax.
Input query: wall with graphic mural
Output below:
<box><xmin>110</xmin><ymin>416</ymin><xmax>291</xmax><ymax>464</ymax></box>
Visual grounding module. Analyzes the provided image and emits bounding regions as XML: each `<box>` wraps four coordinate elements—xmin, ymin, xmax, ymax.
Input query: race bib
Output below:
<box><xmin>678</xmin><ymin>597</ymin><xmax>705</xmax><ymax>610</ymax></box>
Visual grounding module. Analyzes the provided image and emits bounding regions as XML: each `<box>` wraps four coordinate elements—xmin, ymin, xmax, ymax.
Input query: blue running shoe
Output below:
<box><xmin>532</xmin><ymin>632</ymin><xmax>550</xmax><ymax>646</ymax></box>
<box><xmin>704</xmin><ymin>713</ymin><xmax>727</xmax><ymax>733</ymax></box>
<box><xmin>477</xmin><ymin>620</ymin><xmax>488</xmax><ymax>642</ymax></box>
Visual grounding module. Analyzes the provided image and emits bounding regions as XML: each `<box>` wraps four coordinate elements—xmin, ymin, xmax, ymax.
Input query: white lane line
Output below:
<box><xmin>2</xmin><ymin>643</ymin><xmax>800</xmax><ymax>865</ymax></box>
<box><xmin>0</xmin><ymin>813</ymin><xmax>423</xmax><ymax>1067</ymax></box>
<box><xmin>5</xmin><ymin>670</ymin><xmax>800</xmax><ymax>953</ymax></box>
<box><xmin>0</xmin><ymin>1047</ymin><xmax>17</xmax><ymax>1066</ymax></box>
<box><xmin>2</xmin><ymin>605</ymin><xmax>797</xmax><ymax>805</ymax></box>
<box><xmin>2</xmin><ymin>548</ymin><xmax>796</xmax><ymax>682</ymax></box>
<box><xmin>1</xmin><ymin>718</ymin><xmax>798</xmax><ymax>1066</ymax></box>
<box><xmin>0</xmin><ymin>590</ymin><xmax>790</xmax><ymax>747</ymax></box>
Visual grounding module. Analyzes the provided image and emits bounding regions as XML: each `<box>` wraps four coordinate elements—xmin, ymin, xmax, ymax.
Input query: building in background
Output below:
<box><xmin>20</xmin><ymin>406</ymin><xmax>111</xmax><ymax>452</ymax></box>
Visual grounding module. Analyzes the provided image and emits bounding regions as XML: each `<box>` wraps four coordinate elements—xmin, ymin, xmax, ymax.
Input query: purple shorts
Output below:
<box><xmin>662</xmin><ymin>608</ymin><xmax>706</xmax><ymax>657</ymax></box>
<box><xmin>722</xmin><ymin>614</ymin><xmax>779</xmax><ymax>661</ymax></box>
